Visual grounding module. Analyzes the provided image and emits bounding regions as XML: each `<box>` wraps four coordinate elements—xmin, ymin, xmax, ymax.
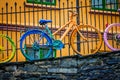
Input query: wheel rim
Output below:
<box><xmin>20</xmin><ymin>29</ymin><xmax>53</xmax><ymax>61</ymax></box>
<box><xmin>0</xmin><ymin>34</ymin><xmax>16</xmax><ymax>63</ymax></box>
<box><xmin>70</xmin><ymin>25</ymin><xmax>102</xmax><ymax>56</ymax></box>
<box><xmin>104</xmin><ymin>23</ymin><xmax>120</xmax><ymax>51</ymax></box>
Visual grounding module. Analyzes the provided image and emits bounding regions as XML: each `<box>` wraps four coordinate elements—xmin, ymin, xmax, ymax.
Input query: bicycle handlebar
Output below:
<box><xmin>68</xmin><ymin>9</ymin><xmax>78</xmax><ymax>16</ymax></box>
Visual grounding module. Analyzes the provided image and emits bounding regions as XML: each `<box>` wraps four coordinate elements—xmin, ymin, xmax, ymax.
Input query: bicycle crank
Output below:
<box><xmin>52</xmin><ymin>40</ymin><xmax>64</xmax><ymax>50</ymax></box>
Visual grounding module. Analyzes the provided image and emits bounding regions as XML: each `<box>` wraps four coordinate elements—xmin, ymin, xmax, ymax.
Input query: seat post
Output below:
<box><xmin>44</xmin><ymin>24</ymin><xmax>53</xmax><ymax>39</ymax></box>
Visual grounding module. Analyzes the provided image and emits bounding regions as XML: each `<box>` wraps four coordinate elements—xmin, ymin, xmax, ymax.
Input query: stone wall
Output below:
<box><xmin>0</xmin><ymin>51</ymin><xmax>120</xmax><ymax>80</ymax></box>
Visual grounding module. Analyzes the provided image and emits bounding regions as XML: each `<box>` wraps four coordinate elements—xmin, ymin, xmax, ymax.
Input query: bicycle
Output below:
<box><xmin>103</xmin><ymin>9</ymin><xmax>120</xmax><ymax>51</ymax></box>
<box><xmin>20</xmin><ymin>10</ymin><xmax>102</xmax><ymax>61</ymax></box>
<box><xmin>0</xmin><ymin>34</ymin><xmax>16</xmax><ymax>63</ymax></box>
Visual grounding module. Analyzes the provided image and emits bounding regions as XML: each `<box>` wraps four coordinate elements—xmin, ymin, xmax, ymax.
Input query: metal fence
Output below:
<box><xmin>0</xmin><ymin>0</ymin><xmax>120</xmax><ymax>62</ymax></box>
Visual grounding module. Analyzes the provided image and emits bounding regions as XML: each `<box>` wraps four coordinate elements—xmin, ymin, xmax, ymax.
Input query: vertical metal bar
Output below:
<box><xmin>28</xmin><ymin>7</ymin><xmax>30</xmax><ymax>27</ymax></box>
<box><xmin>24</xmin><ymin>2</ymin><xmax>26</xmax><ymax>31</ymax></box>
<box><xmin>1</xmin><ymin>8</ymin><xmax>4</xmax><ymax>59</ymax></box>
<box><xmin>111</xmin><ymin>0</ymin><xmax>114</xmax><ymax>49</ymax></box>
<box><xmin>2</xmin><ymin>8</ymin><xmax>3</xmax><ymax>24</ymax></box>
<box><xmin>62</xmin><ymin>2</ymin><xmax>66</xmax><ymax>56</ymax></box>
<box><xmin>32</xmin><ymin>0</ymin><xmax>36</xmax><ymax>59</ymax></box>
<box><xmin>6</xmin><ymin>2</ymin><xmax>9</xmax><ymax>59</ymax></box>
<box><xmin>114</xmin><ymin>0</ymin><xmax>118</xmax><ymax>49</ymax></box>
<box><xmin>19</xmin><ymin>6</ymin><xmax>22</xmax><ymax>62</ymax></box>
<box><xmin>85</xmin><ymin>0</ymin><xmax>88</xmax><ymax>24</ymax></box>
<box><xmin>97</xmin><ymin>0</ymin><xmax>101</xmax><ymax>51</ymax></box>
<box><xmin>67</xmin><ymin>0</ymin><xmax>70</xmax><ymax>56</ymax></box>
<box><xmin>23</xmin><ymin>1</ymin><xmax>27</xmax><ymax>56</ymax></box>
<box><xmin>50</xmin><ymin>0</ymin><xmax>52</xmax><ymax>31</ymax></box>
<box><xmin>15</xmin><ymin>2</ymin><xmax>18</xmax><ymax>62</ymax></box>
<box><xmin>10</xmin><ymin>7</ymin><xmax>13</xmax><ymax>39</ymax></box>
<box><xmin>41</xmin><ymin>1</ymin><xmax>44</xmax><ymax>55</ymax></box>
<box><xmin>37</xmin><ymin>4</ymin><xmax>39</xmax><ymax>26</ymax></box>
<box><xmin>93</xmin><ymin>0</ymin><xmax>98</xmax><ymax>53</ymax></box>
<box><xmin>80</xmin><ymin>1</ymin><xmax>83</xmax><ymax>24</ymax></box>
<box><xmin>101</xmin><ymin>0</ymin><xmax>106</xmax><ymax>52</ymax></box>
<box><xmin>118</xmin><ymin>1</ymin><xmax>120</xmax><ymax>49</ymax></box>
<box><xmin>50</xmin><ymin>0</ymin><xmax>53</xmax><ymax>57</ymax></box>
<box><xmin>81</xmin><ymin>1</ymin><xmax>86</xmax><ymax>54</ymax></box>
<box><xmin>89</xmin><ymin>0</ymin><xmax>93</xmax><ymax>52</ymax></box>
<box><xmin>54</xmin><ymin>1</ymin><xmax>57</xmax><ymax>41</ymax></box>
<box><xmin>10</xmin><ymin>6</ymin><xmax>13</xmax><ymax>56</ymax></box>
<box><xmin>19</xmin><ymin>6</ymin><xmax>22</xmax><ymax>41</ymax></box>
<box><xmin>91</xmin><ymin>0</ymin><xmax>95</xmax><ymax>53</ymax></box>
<box><xmin>115</xmin><ymin>2</ymin><xmax>118</xmax><ymax>49</ymax></box>
<box><xmin>76</xmin><ymin>0</ymin><xmax>81</xmax><ymax>54</ymax></box>
<box><xmin>58</xmin><ymin>0</ymin><xmax>62</xmax><ymax>57</ymax></box>
<box><xmin>45</xmin><ymin>4</ymin><xmax>47</xmax><ymax>19</ymax></box>
<box><xmin>28</xmin><ymin>7</ymin><xmax>31</xmax><ymax>44</ymax></box>
<box><xmin>33</xmin><ymin>0</ymin><xmax>35</xmax><ymax>26</ymax></box>
<box><xmin>69</xmin><ymin>2</ymin><xmax>73</xmax><ymax>56</ymax></box>
<box><xmin>41</xmin><ymin>1</ymin><xmax>44</xmax><ymax>19</ymax></box>
<box><xmin>85</xmin><ymin>0</ymin><xmax>90</xmax><ymax>53</ymax></box>
<box><xmin>76</xmin><ymin>0</ymin><xmax>80</xmax><ymax>25</ymax></box>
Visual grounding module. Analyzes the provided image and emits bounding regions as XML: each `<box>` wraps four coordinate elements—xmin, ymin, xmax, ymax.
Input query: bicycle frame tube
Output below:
<box><xmin>45</xmin><ymin>24</ymin><xmax>53</xmax><ymax>38</ymax></box>
<box><xmin>74</xmin><ymin>25</ymin><xmax>87</xmax><ymax>41</ymax></box>
<box><xmin>53</xmin><ymin>20</ymin><xmax>72</xmax><ymax>35</ymax></box>
<box><xmin>53</xmin><ymin>20</ymin><xmax>74</xmax><ymax>41</ymax></box>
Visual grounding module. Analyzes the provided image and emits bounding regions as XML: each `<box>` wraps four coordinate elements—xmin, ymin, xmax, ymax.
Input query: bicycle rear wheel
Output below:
<box><xmin>20</xmin><ymin>29</ymin><xmax>53</xmax><ymax>61</ymax></box>
<box><xmin>0</xmin><ymin>34</ymin><xmax>16</xmax><ymax>63</ymax></box>
<box><xmin>70</xmin><ymin>25</ymin><xmax>102</xmax><ymax>56</ymax></box>
<box><xmin>103</xmin><ymin>23</ymin><xmax>120</xmax><ymax>51</ymax></box>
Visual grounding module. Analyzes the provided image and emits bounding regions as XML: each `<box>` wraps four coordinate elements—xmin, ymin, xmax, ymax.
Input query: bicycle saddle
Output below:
<box><xmin>39</xmin><ymin>19</ymin><xmax>52</xmax><ymax>25</ymax></box>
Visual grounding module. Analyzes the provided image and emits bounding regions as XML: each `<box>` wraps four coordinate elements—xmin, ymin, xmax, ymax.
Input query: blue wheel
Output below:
<box><xmin>20</xmin><ymin>29</ymin><xmax>53</xmax><ymax>61</ymax></box>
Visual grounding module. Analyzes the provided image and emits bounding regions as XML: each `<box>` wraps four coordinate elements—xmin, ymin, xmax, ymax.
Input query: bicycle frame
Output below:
<box><xmin>51</xmin><ymin>11</ymin><xmax>87</xmax><ymax>41</ymax></box>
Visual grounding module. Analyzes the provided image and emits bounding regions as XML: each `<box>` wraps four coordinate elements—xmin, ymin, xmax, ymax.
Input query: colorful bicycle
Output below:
<box><xmin>20</xmin><ymin>10</ymin><xmax>102</xmax><ymax>61</ymax></box>
<box><xmin>0</xmin><ymin>34</ymin><xmax>16</xmax><ymax>63</ymax></box>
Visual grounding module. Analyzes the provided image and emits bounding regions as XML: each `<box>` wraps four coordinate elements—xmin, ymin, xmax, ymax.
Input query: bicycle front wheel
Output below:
<box><xmin>20</xmin><ymin>29</ymin><xmax>53</xmax><ymax>61</ymax></box>
<box><xmin>70</xmin><ymin>25</ymin><xmax>102</xmax><ymax>56</ymax></box>
<box><xmin>104</xmin><ymin>23</ymin><xmax>120</xmax><ymax>51</ymax></box>
<box><xmin>0</xmin><ymin>34</ymin><xmax>16</xmax><ymax>63</ymax></box>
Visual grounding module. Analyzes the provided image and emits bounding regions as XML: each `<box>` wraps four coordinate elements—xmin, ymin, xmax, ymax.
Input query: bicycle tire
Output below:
<box><xmin>20</xmin><ymin>29</ymin><xmax>53</xmax><ymax>61</ymax></box>
<box><xmin>103</xmin><ymin>23</ymin><xmax>120</xmax><ymax>51</ymax></box>
<box><xmin>0</xmin><ymin>34</ymin><xmax>16</xmax><ymax>63</ymax></box>
<box><xmin>70</xmin><ymin>25</ymin><xmax>102</xmax><ymax>56</ymax></box>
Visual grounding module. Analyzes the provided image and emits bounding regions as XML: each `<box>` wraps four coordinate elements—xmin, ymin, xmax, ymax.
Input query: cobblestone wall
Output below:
<box><xmin>0</xmin><ymin>51</ymin><xmax>120</xmax><ymax>80</ymax></box>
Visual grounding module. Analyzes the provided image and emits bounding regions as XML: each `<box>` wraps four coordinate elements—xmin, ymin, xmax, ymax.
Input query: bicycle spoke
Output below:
<box><xmin>36</xmin><ymin>33</ymin><xmax>44</xmax><ymax>43</ymax></box>
<box><xmin>29</xmin><ymin>35</ymin><xmax>34</xmax><ymax>44</ymax></box>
